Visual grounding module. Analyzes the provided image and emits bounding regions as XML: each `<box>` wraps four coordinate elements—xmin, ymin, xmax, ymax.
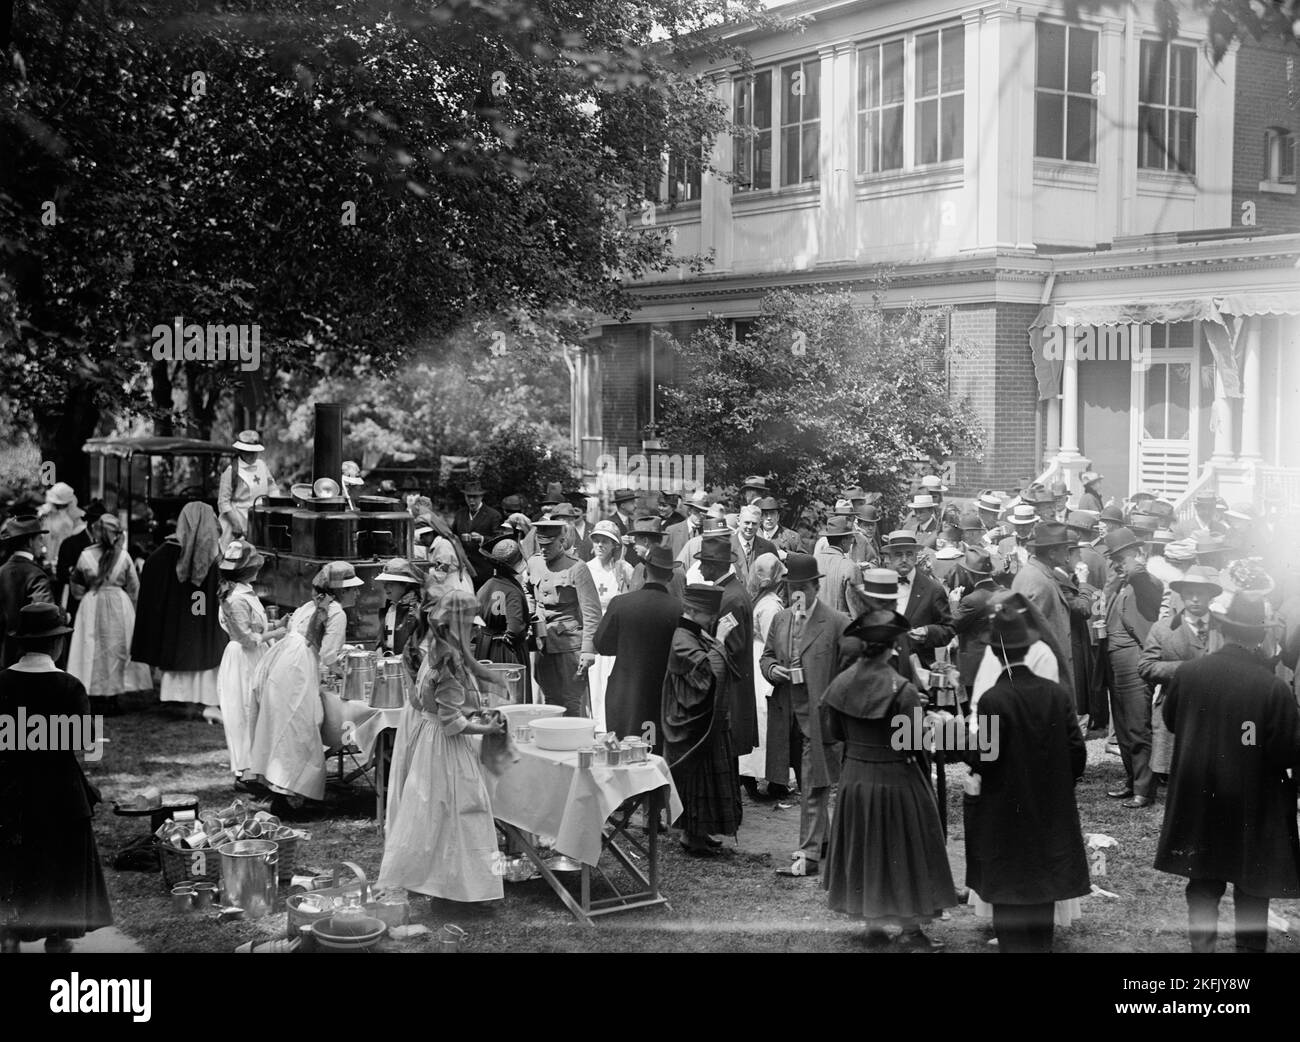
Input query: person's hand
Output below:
<box><xmin>1074</xmin><ymin>561</ymin><xmax>1089</xmax><ymax>584</ymax></box>
<box><xmin>578</xmin><ymin>652</ymin><xmax>596</xmax><ymax>672</ymax></box>
<box><xmin>908</xmin><ymin>626</ymin><xmax>928</xmax><ymax>642</ymax></box>
<box><xmin>716</xmin><ymin>614</ymin><xmax>738</xmax><ymax>643</ymax></box>
<box><xmin>768</xmin><ymin>664</ymin><xmax>792</xmax><ymax>682</ymax></box>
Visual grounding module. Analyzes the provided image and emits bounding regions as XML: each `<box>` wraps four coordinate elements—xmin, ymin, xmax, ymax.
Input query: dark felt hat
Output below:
<box><xmin>10</xmin><ymin>602</ymin><xmax>73</xmax><ymax>639</ymax></box>
<box><xmin>1102</xmin><ymin>527</ymin><xmax>1144</xmax><ymax>558</ymax></box>
<box><xmin>782</xmin><ymin>553</ymin><xmax>822</xmax><ymax>583</ymax></box>
<box><xmin>987</xmin><ymin>593</ymin><xmax>1037</xmax><ymax>650</ymax></box>
<box><xmin>844</xmin><ymin>608</ymin><xmax>910</xmax><ymax>644</ymax></box>
<box><xmin>683</xmin><ymin>584</ymin><xmax>724</xmax><ymax>614</ymax></box>
<box><xmin>1030</xmin><ymin>521</ymin><xmax>1071</xmax><ymax>549</ymax></box>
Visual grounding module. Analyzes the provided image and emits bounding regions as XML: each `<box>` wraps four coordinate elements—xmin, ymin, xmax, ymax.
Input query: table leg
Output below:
<box><xmin>647</xmin><ymin>787</ymin><xmax>660</xmax><ymax>897</ymax></box>
<box><xmin>497</xmin><ymin>820</ymin><xmax>593</xmax><ymax>927</ymax></box>
<box><xmin>375</xmin><ymin>730</ymin><xmax>392</xmax><ymax>833</ymax></box>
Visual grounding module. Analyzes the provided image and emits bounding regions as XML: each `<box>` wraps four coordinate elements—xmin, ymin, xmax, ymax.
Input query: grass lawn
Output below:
<box><xmin>87</xmin><ymin>692</ymin><xmax>1300</xmax><ymax>953</ymax></box>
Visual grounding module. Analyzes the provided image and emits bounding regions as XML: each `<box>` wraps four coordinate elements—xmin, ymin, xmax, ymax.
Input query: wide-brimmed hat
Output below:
<box><xmin>740</xmin><ymin>475</ymin><xmax>769</xmax><ymax>493</ymax></box>
<box><xmin>1102</xmin><ymin>527</ymin><xmax>1144</xmax><ymax>558</ymax></box>
<box><xmin>1021</xmin><ymin>483</ymin><xmax>1056</xmax><ymax>508</ymax></box>
<box><xmin>1080</xmin><ymin>470</ymin><xmax>1103</xmax><ymax>488</ymax></box>
<box><xmin>820</xmin><ymin>515</ymin><xmax>856</xmax><ymax>539</ymax></box>
<box><xmin>1008</xmin><ymin>504</ymin><xmax>1041</xmax><ymax>527</ymax></box>
<box><xmin>841</xmin><ymin>485</ymin><xmax>867</xmax><ymax>502</ymax></box>
<box><xmin>753</xmin><ymin>496</ymin><xmax>780</xmax><ymax>512</ymax></box>
<box><xmin>632</xmin><ymin>516</ymin><xmax>665</xmax><ymax>538</ymax></box>
<box><xmin>1</xmin><ymin>514</ymin><xmax>48</xmax><ymax>543</ymax></box>
<box><xmin>682</xmin><ymin>489</ymin><xmax>710</xmax><ymax>512</ymax></box>
<box><xmin>1131</xmin><ymin>490</ymin><xmax>1158</xmax><ymax>505</ymax></box>
<box><xmin>643</xmin><ymin>545</ymin><xmax>680</xmax><ymax>574</ymax></box>
<box><xmin>1029</xmin><ymin>521</ymin><xmax>1071</xmax><ymax>549</ymax></box>
<box><xmin>962</xmin><ymin>548</ymin><xmax>994</xmax><ymax>576</ymax></box>
<box><xmin>695</xmin><ymin>535</ymin><xmax>736</xmax><ymax>564</ymax></box>
<box><xmin>1209</xmin><ymin>591</ymin><xmax>1268</xmax><ymax>641</ymax></box>
<box><xmin>882</xmin><ymin>530</ymin><xmax>921</xmax><ymax>553</ymax></box>
<box><xmin>232</xmin><ymin>429</ymin><xmax>265</xmax><ymax>452</ymax></box>
<box><xmin>461</xmin><ymin>480</ymin><xmax>486</xmax><ymax>497</ymax></box>
<box><xmin>683</xmin><ymin>584</ymin><xmax>724</xmax><ymax>615</ymax></box>
<box><xmin>548</xmin><ymin>502</ymin><xmax>580</xmax><ymax>520</ymax></box>
<box><xmin>1149</xmin><ymin>527</ymin><xmax>1175</xmax><ymax>548</ymax></box>
<box><xmin>590</xmin><ymin>519</ymin><xmax>622</xmax><ymax>544</ymax></box>
<box><xmin>218</xmin><ymin>539</ymin><xmax>264</xmax><ymax>575</ymax></box>
<box><xmin>907</xmin><ymin>492</ymin><xmax>938</xmax><ymax>511</ymax></box>
<box><xmin>500</xmin><ymin>493</ymin><xmax>526</xmax><ymax>513</ymax></box>
<box><xmin>1170</xmin><ymin>566</ymin><xmax>1222</xmax><ymax>596</ymax></box>
<box><xmin>1049</xmin><ymin>480</ymin><xmax>1068</xmax><ymax>498</ymax></box>
<box><xmin>9</xmin><ymin>602</ymin><xmax>73</xmax><ymax>640</ymax></box>
<box><xmin>540</xmin><ymin>482</ymin><xmax>564</xmax><ymax>507</ymax></box>
<box><xmin>845</xmin><ymin>608</ymin><xmax>911</xmax><ymax>644</ymax></box>
<box><xmin>611</xmin><ymin>487</ymin><xmax>637</xmax><ymax>505</ymax></box>
<box><xmin>1098</xmin><ymin>502</ymin><xmax>1126</xmax><ymax>524</ymax></box>
<box><xmin>375</xmin><ymin>557</ymin><xmax>423</xmax><ymax>584</ymax></box>
<box><xmin>1128</xmin><ymin>510</ymin><xmax>1161</xmax><ymax>534</ymax></box>
<box><xmin>920</xmin><ymin>475</ymin><xmax>948</xmax><ymax>495</ymax></box>
<box><xmin>976</xmin><ymin>491</ymin><xmax>1003</xmax><ymax>513</ymax></box>
<box><xmin>987</xmin><ymin>592</ymin><xmax>1038</xmax><ymax>650</ymax></box>
<box><xmin>1150</xmin><ymin>499</ymin><xmax>1176</xmax><ymax>520</ymax></box>
<box><xmin>1163</xmin><ymin>538</ymin><xmax>1198</xmax><ymax>564</ymax></box>
<box><xmin>782</xmin><ymin>553</ymin><xmax>822</xmax><ymax>583</ymax></box>
<box><xmin>313</xmin><ymin>561</ymin><xmax>364</xmax><ymax>589</ymax></box>
<box><xmin>1194</xmin><ymin>532</ymin><xmax>1228</xmax><ymax>560</ymax></box>
<box><xmin>701</xmin><ymin>516</ymin><xmax>730</xmax><ymax>535</ymax></box>
<box><xmin>44</xmin><ymin>482</ymin><xmax>78</xmax><ymax>507</ymax></box>
<box><xmin>855</xmin><ymin>504</ymin><xmax>880</xmax><ymax>524</ymax></box>
<box><xmin>860</xmin><ymin>567</ymin><xmax>900</xmax><ymax>598</ymax></box>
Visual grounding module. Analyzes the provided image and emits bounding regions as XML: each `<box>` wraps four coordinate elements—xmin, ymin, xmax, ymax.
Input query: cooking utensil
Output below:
<box><xmin>496</xmin><ymin>704</ymin><xmax>565</xmax><ymax>729</ymax></box>
<box><xmin>531</xmin><ymin>716</ymin><xmax>596</xmax><ymax>751</ymax></box>
<box><xmin>541</xmin><ymin>854</ymin><xmax>583</xmax><ymax>873</ymax></box>
<box><xmin>476</xmin><ymin>661</ymin><xmax>526</xmax><ymax>706</ymax></box>
<box><xmin>369</xmin><ymin>655</ymin><xmax>409</xmax><ymax>709</ymax></box>
<box><xmin>312</xmin><ymin>477</ymin><xmax>342</xmax><ymax>499</ymax></box>
<box><xmin>310</xmin><ymin>915</ymin><xmax>387</xmax><ymax>952</ymax></box>
<box><xmin>438</xmin><ymin>924</ymin><xmax>470</xmax><ymax>952</ymax></box>
<box><xmin>218</xmin><ymin>839</ymin><xmax>279</xmax><ymax>919</ymax></box>
<box><xmin>341</xmin><ymin>650</ymin><xmax>376</xmax><ymax>702</ymax></box>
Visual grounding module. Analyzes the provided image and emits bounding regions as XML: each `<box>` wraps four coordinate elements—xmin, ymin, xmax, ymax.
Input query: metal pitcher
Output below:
<box><xmin>219</xmin><ymin>839</ymin><xmax>279</xmax><ymax>918</ymax></box>
<box><xmin>341</xmin><ymin>650</ymin><xmax>376</xmax><ymax>702</ymax></box>
<box><xmin>369</xmin><ymin>656</ymin><xmax>408</xmax><ymax>709</ymax></box>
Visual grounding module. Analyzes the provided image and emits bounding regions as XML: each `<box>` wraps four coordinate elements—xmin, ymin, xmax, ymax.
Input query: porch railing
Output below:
<box><xmin>1171</xmin><ymin>465</ymin><xmax>1217</xmax><ymax>523</ymax></box>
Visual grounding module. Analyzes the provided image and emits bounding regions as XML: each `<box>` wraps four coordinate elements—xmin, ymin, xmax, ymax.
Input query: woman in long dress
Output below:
<box><xmin>743</xmin><ymin>553</ymin><xmax>785</xmax><ymax>798</ymax></box>
<box><xmin>380</xmin><ymin>590</ymin><xmax>507</xmax><ymax>903</ymax></box>
<box><xmin>473</xmin><ymin>539</ymin><xmax>533</xmax><ymax>705</ymax></box>
<box><xmin>66</xmin><ymin>515</ymin><xmax>152</xmax><ymax>713</ymax></box>
<box><xmin>821</xmin><ymin>607</ymin><xmax>956</xmax><ymax>951</ymax></box>
<box><xmin>0</xmin><ymin>603</ymin><xmax>113</xmax><ymax>953</ymax></box>
<box><xmin>584</xmin><ymin>521</ymin><xmax>629</xmax><ymax>731</ymax></box>
<box><xmin>216</xmin><ymin>540</ymin><xmax>283</xmax><ymax>786</ymax></box>
<box><xmin>131</xmin><ymin>501</ymin><xmax>227</xmax><ymax>719</ymax></box>
<box><xmin>245</xmin><ymin>561</ymin><xmax>359</xmax><ymax>816</ymax></box>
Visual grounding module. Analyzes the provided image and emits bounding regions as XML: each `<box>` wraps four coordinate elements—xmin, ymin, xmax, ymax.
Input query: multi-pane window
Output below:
<box><xmin>1138</xmin><ymin>40</ymin><xmax>1196</xmax><ymax>174</ymax></box>
<box><xmin>1264</xmin><ymin>126</ymin><xmax>1296</xmax><ymax>184</ymax></box>
<box><xmin>734</xmin><ymin>60</ymin><xmax>821</xmax><ymax>191</ymax></box>
<box><xmin>733</xmin><ymin>71</ymin><xmax>772</xmax><ymax>192</ymax></box>
<box><xmin>780</xmin><ymin>59</ymin><xmax>821</xmax><ymax>186</ymax></box>
<box><xmin>914</xmin><ymin>26</ymin><xmax>964</xmax><ymax>165</ymax></box>
<box><xmin>857</xmin><ymin>39</ymin><xmax>904</xmax><ymax>174</ymax></box>
<box><xmin>1035</xmin><ymin>22</ymin><xmax>1098</xmax><ymax>162</ymax></box>
<box><xmin>856</xmin><ymin>25</ymin><xmax>963</xmax><ymax>176</ymax></box>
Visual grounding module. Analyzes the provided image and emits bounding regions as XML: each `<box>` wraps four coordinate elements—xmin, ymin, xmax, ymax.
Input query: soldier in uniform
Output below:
<box><xmin>527</xmin><ymin>516</ymin><xmax>601</xmax><ymax>716</ymax></box>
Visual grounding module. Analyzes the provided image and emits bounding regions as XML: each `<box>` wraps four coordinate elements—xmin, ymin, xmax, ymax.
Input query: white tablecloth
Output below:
<box><xmin>485</xmin><ymin>743</ymin><xmax>682</xmax><ymax>867</ymax></box>
<box><xmin>339</xmin><ymin>702</ymin><xmax>404</xmax><ymax>763</ymax></box>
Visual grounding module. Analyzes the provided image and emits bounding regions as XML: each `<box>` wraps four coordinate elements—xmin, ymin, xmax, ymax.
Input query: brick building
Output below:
<box><xmin>575</xmin><ymin>0</ymin><xmax>1300</xmax><ymax>519</ymax></box>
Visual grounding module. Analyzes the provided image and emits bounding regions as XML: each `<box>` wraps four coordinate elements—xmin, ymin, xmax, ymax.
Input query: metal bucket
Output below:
<box><xmin>477</xmin><ymin>661</ymin><xmax>526</xmax><ymax>706</ymax></box>
<box><xmin>218</xmin><ymin>839</ymin><xmax>279</xmax><ymax>918</ymax></box>
<box><xmin>369</xmin><ymin>656</ymin><xmax>409</xmax><ymax>709</ymax></box>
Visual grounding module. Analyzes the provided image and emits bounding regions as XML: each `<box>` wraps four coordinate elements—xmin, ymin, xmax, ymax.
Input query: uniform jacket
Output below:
<box><xmin>1012</xmin><ymin>556</ymin><xmax>1076</xmax><ymax>696</ymax></box>
<box><xmin>527</xmin><ymin>551</ymin><xmax>601</xmax><ymax>655</ymax></box>
<box><xmin>0</xmin><ymin>553</ymin><xmax>55</xmax><ymax>669</ymax></box>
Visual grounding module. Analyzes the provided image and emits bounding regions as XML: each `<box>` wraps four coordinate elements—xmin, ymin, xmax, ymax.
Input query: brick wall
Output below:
<box><xmin>1233</xmin><ymin>40</ymin><xmax>1300</xmax><ymax>234</ymax></box>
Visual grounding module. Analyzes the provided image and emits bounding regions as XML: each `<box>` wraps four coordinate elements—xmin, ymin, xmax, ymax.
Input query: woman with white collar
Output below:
<box><xmin>245</xmin><ymin>561</ymin><xmax>360</xmax><ymax>816</ymax></box>
<box><xmin>217</xmin><ymin>430</ymin><xmax>280</xmax><ymax>548</ymax></box>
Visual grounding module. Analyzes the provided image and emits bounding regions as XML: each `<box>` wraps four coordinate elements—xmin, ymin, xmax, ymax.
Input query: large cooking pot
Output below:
<box><xmin>356</xmin><ymin>511</ymin><xmax>411</xmax><ymax>559</ymax></box>
<box><xmin>291</xmin><ymin>510</ymin><xmax>360</xmax><ymax>558</ymax></box>
<box><xmin>250</xmin><ymin>502</ymin><xmax>297</xmax><ymax>551</ymax></box>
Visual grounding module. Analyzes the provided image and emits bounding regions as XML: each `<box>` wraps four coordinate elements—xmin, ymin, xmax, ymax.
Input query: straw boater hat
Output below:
<box><xmin>590</xmin><ymin>519</ymin><xmax>621</xmax><ymax>544</ymax></box>
<box><xmin>882</xmin><ymin>530</ymin><xmax>921</xmax><ymax>553</ymax></box>
<box><xmin>232</xmin><ymin>430</ymin><xmax>265</xmax><ymax>453</ymax></box>
<box><xmin>375</xmin><ymin>557</ymin><xmax>423</xmax><ymax>584</ymax></box>
<box><xmin>1170</xmin><ymin>566</ymin><xmax>1222</xmax><ymax>596</ymax></box>
<box><xmin>919</xmin><ymin>474</ymin><xmax>948</xmax><ymax>495</ymax></box>
<box><xmin>9</xmin><ymin>602</ymin><xmax>73</xmax><ymax>640</ymax></box>
<box><xmin>907</xmin><ymin>492</ymin><xmax>938</xmax><ymax>512</ymax></box>
<box><xmin>1102</xmin><ymin>527</ymin><xmax>1144</xmax><ymax>558</ymax></box>
<box><xmin>1080</xmin><ymin>470</ymin><xmax>1103</xmax><ymax>488</ymax></box>
<box><xmin>1008</xmin><ymin>504</ymin><xmax>1041</xmax><ymax>527</ymax></box>
<box><xmin>782</xmin><ymin>553</ymin><xmax>822</xmax><ymax>583</ymax></box>
<box><xmin>218</xmin><ymin>539</ymin><xmax>264</xmax><ymax>576</ymax></box>
<box><xmin>860</xmin><ymin>567</ymin><xmax>900</xmax><ymax>600</ymax></box>
<box><xmin>976</xmin><ymin>491</ymin><xmax>1004</xmax><ymax>513</ymax></box>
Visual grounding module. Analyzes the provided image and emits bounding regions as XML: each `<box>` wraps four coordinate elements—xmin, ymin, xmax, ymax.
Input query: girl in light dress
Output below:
<box><xmin>66</xmin><ymin>515</ymin><xmax>153</xmax><ymax>712</ymax></box>
<box><xmin>584</xmin><ymin>521</ymin><xmax>630</xmax><ymax>732</ymax></box>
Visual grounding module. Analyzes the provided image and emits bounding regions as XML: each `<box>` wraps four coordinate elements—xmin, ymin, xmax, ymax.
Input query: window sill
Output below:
<box><xmin>1137</xmin><ymin>169</ymin><xmax>1196</xmax><ymax>196</ymax></box>
<box><xmin>1033</xmin><ymin>158</ymin><xmax>1099</xmax><ymax>188</ymax></box>
<box><xmin>855</xmin><ymin>161</ymin><xmax>963</xmax><ymax>199</ymax></box>
<box><xmin>731</xmin><ymin>185</ymin><xmax>821</xmax><ymax>215</ymax></box>
<box><xmin>1258</xmin><ymin>180</ymin><xmax>1297</xmax><ymax>195</ymax></box>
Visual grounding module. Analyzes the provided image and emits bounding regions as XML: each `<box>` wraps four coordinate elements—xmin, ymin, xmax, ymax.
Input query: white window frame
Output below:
<box><xmin>1261</xmin><ymin>126</ymin><xmax>1297</xmax><ymax>194</ymax></box>
<box><xmin>1033</xmin><ymin>20</ymin><xmax>1099</xmax><ymax>164</ymax></box>
<box><xmin>734</xmin><ymin>58</ymin><xmax>821</xmax><ymax>194</ymax></box>
<box><xmin>1137</xmin><ymin>38</ymin><xmax>1197</xmax><ymax>175</ymax></box>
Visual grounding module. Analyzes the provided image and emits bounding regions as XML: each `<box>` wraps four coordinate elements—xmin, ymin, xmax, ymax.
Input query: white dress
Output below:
<box><xmin>967</xmin><ymin>641</ymin><xmax>1082</xmax><ymax>929</ymax></box>
<box><xmin>740</xmin><ymin>591</ymin><xmax>782</xmax><ymax>781</ymax></box>
<box><xmin>584</xmin><ymin>556</ymin><xmax>629</xmax><ymax>732</ymax></box>
<box><xmin>217</xmin><ymin>585</ymin><xmax>269</xmax><ymax>776</ymax></box>
<box><xmin>246</xmin><ymin>600</ymin><xmax>345</xmax><ymax>801</ymax></box>
<box><xmin>67</xmin><ymin>546</ymin><xmax>153</xmax><ymax>697</ymax></box>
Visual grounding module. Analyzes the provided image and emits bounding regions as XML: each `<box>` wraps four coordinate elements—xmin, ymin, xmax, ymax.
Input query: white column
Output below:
<box><xmin>1238</xmin><ymin>315</ymin><xmax>1263</xmax><ymax>460</ymax></box>
<box><xmin>817</xmin><ymin>44</ymin><xmax>854</xmax><ymax>264</ymax></box>
<box><xmin>1058</xmin><ymin>346</ymin><xmax>1083</xmax><ymax>460</ymax></box>
<box><xmin>1095</xmin><ymin>24</ymin><xmax>1124</xmax><ymax>245</ymax></box>
<box><xmin>1210</xmin><ymin>364</ymin><xmax>1235</xmax><ymax>464</ymax></box>
<box><xmin>701</xmin><ymin>72</ymin><xmax>733</xmax><ymax>273</ymax></box>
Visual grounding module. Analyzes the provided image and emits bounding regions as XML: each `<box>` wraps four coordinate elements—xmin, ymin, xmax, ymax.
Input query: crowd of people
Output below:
<box><xmin>2</xmin><ymin>450</ymin><xmax>1299</xmax><ymax>954</ymax></box>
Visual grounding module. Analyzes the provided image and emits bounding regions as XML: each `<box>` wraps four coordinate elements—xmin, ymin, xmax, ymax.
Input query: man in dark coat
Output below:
<box><xmin>883</xmin><ymin>530</ymin><xmax>954</xmax><ymax>670</ymax></box>
<box><xmin>451</xmin><ymin>481</ymin><xmax>503</xmax><ymax>588</ymax></box>
<box><xmin>1154</xmin><ymin>594</ymin><xmax>1300</xmax><ymax>953</ymax></box>
<box><xmin>760</xmin><ymin>554</ymin><xmax>851</xmax><ymax>876</ymax></box>
<box><xmin>594</xmin><ymin>547</ymin><xmax>681</xmax><ymax>753</ymax></box>
<box><xmin>951</xmin><ymin>550</ymin><xmax>999</xmax><ymax>700</ymax></box>
<box><xmin>731</xmin><ymin>505</ymin><xmax>778</xmax><ymax>589</ymax></box>
<box><xmin>1011</xmin><ymin>522</ymin><xmax>1076</xmax><ymax>695</ymax></box>
<box><xmin>0</xmin><ymin>516</ymin><xmax>54</xmax><ymax>669</ymax></box>
<box><xmin>605</xmin><ymin>487</ymin><xmax>638</xmax><ymax>562</ymax></box>
<box><xmin>695</xmin><ymin>535</ymin><xmax>759</xmax><ymax>773</ymax></box>
<box><xmin>964</xmin><ymin>593</ymin><xmax>1090</xmax><ymax>953</ymax></box>
<box><xmin>662</xmin><ymin>584</ymin><xmax>742</xmax><ymax>855</ymax></box>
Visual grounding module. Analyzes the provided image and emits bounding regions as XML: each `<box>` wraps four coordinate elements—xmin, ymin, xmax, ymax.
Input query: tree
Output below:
<box><xmin>656</xmin><ymin>288</ymin><xmax>985</xmax><ymax>525</ymax></box>
<box><xmin>466</xmin><ymin>421</ymin><xmax>578</xmax><ymax>510</ymax></box>
<box><xmin>1064</xmin><ymin>0</ymin><xmax>1300</xmax><ymax>63</ymax></box>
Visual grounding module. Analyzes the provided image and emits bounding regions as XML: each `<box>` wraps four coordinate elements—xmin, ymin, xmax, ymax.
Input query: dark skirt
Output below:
<box><xmin>1</xmin><ymin>817</ymin><xmax>113</xmax><ymax>941</ymax></box>
<box><xmin>822</xmin><ymin>756</ymin><xmax>957</xmax><ymax>920</ymax></box>
<box><xmin>673</xmin><ymin>727</ymin><xmax>742</xmax><ymax>838</ymax></box>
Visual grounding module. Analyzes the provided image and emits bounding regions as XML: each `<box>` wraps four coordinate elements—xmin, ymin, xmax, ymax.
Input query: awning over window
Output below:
<box><xmin>1028</xmin><ymin>294</ymin><xmax>1300</xmax><ymax>402</ymax></box>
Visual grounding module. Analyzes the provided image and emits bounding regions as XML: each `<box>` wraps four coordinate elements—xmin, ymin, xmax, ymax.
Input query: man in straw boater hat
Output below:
<box><xmin>662</xmin><ymin>583</ymin><xmax>742</xmax><ymax>856</ymax></box>
<box><xmin>1101</xmin><ymin>527</ymin><xmax>1165</xmax><ymax>809</ymax></box>
<box><xmin>902</xmin><ymin>492</ymin><xmax>941</xmax><ymax>550</ymax></box>
<box><xmin>1138</xmin><ymin>565</ymin><xmax>1224</xmax><ymax>788</ymax></box>
<box><xmin>452</xmin><ymin>479</ymin><xmax>503</xmax><ymax>590</ymax></box>
<box><xmin>1077</xmin><ymin>470</ymin><xmax>1105</xmax><ymax>513</ymax></box>
<box><xmin>760</xmin><ymin>553</ymin><xmax>851</xmax><ymax>876</ymax></box>
<box><xmin>594</xmin><ymin>544</ymin><xmax>682</xmax><ymax>753</ymax></box>
<box><xmin>1155</xmin><ymin>585</ymin><xmax>1300</xmax><ymax>953</ymax></box>
<box><xmin>527</xmin><ymin>513</ymin><xmax>600</xmax><ymax>717</ymax></box>
<box><xmin>1011</xmin><ymin>521</ymin><xmax>1077</xmax><ymax>698</ymax></box>
<box><xmin>963</xmin><ymin>592</ymin><xmax>1090</xmax><ymax>954</ymax></box>
<box><xmin>694</xmin><ymin>534</ymin><xmax>760</xmax><ymax>793</ymax></box>
<box><xmin>0</xmin><ymin>515</ymin><xmax>54</xmax><ymax>670</ymax></box>
<box><xmin>217</xmin><ymin>429</ymin><xmax>280</xmax><ymax>548</ymax></box>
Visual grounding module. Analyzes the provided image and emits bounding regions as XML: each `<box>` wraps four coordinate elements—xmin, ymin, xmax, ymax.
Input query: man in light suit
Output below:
<box><xmin>1010</xmin><ymin>521</ymin><xmax>1076</xmax><ymax>697</ymax></box>
<box><xmin>667</xmin><ymin>489</ymin><xmax>708</xmax><ymax>559</ymax></box>
<box><xmin>730</xmin><ymin>505</ymin><xmax>777</xmax><ymax>588</ymax></box>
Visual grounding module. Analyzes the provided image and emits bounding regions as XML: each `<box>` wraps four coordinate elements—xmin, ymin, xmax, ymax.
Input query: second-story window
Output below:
<box><xmin>914</xmin><ymin>25</ymin><xmax>964</xmax><ymax>165</ymax></box>
<box><xmin>734</xmin><ymin>60</ymin><xmax>821</xmax><ymax>192</ymax></box>
<box><xmin>1139</xmin><ymin>39</ymin><xmax>1196</xmax><ymax>174</ymax></box>
<box><xmin>780</xmin><ymin>58</ymin><xmax>821</xmax><ymax>186</ymax></box>
<box><xmin>858</xmin><ymin>39</ymin><xmax>905</xmax><ymax>174</ymax></box>
<box><xmin>1035</xmin><ymin>21</ymin><xmax>1098</xmax><ymax>162</ymax></box>
<box><xmin>733</xmin><ymin>70</ymin><xmax>772</xmax><ymax>192</ymax></box>
<box><xmin>1264</xmin><ymin>126</ymin><xmax>1296</xmax><ymax>184</ymax></box>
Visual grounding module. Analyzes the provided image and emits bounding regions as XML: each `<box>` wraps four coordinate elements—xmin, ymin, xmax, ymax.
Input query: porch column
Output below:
<box><xmin>1209</xmin><ymin>364</ymin><xmax>1235</xmax><ymax>464</ymax></box>
<box><xmin>1238</xmin><ymin>315</ymin><xmax>1263</xmax><ymax>461</ymax></box>
<box><xmin>1057</xmin><ymin>343</ymin><xmax>1082</xmax><ymax>459</ymax></box>
<box><xmin>701</xmin><ymin>72</ymin><xmax>733</xmax><ymax>273</ymax></box>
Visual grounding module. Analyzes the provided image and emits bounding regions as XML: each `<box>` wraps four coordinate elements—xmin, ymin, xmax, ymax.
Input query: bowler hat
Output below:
<box><xmin>1030</xmin><ymin>521</ymin><xmax>1071</xmax><ymax>549</ymax></box>
<box><xmin>1170</xmin><ymin>566</ymin><xmax>1222</xmax><ymax>596</ymax></box>
<box><xmin>1</xmin><ymin>514</ymin><xmax>48</xmax><ymax>543</ymax></box>
<box><xmin>754</xmin><ymin>496</ymin><xmax>780</xmax><ymax>512</ymax></box>
<box><xmin>632</xmin><ymin>516</ymin><xmax>665</xmax><ymax>538</ymax></box>
<box><xmin>1098</xmin><ymin>502</ymin><xmax>1126</xmax><ymax>524</ymax></box>
<box><xmin>541</xmin><ymin>482</ymin><xmax>564</xmax><ymax>506</ymax></box>
<box><xmin>462</xmin><ymin>480</ymin><xmax>486</xmax><ymax>497</ymax></box>
<box><xmin>987</xmin><ymin>592</ymin><xmax>1038</xmax><ymax>650</ymax></box>
<box><xmin>860</xmin><ymin>567</ymin><xmax>900</xmax><ymax>598</ymax></box>
<box><xmin>883</xmin><ymin>530</ymin><xmax>921</xmax><ymax>553</ymax></box>
<box><xmin>1066</xmin><ymin>509</ymin><xmax>1099</xmax><ymax>536</ymax></box>
<box><xmin>844</xmin><ymin>608</ymin><xmax>910</xmax><ymax>644</ymax></box>
<box><xmin>375</xmin><ymin>557</ymin><xmax>423</xmax><ymax>584</ymax></box>
<box><xmin>501</xmin><ymin>494</ymin><xmax>526</xmax><ymax>513</ymax></box>
<box><xmin>1049</xmin><ymin>480</ymin><xmax>1069</xmax><ymax>498</ymax></box>
<box><xmin>9</xmin><ymin>602</ymin><xmax>72</xmax><ymax>640</ymax></box>
<box><xmin>694</xmin><ymin>535</ymin><xmax>736</xmax><ymax>564</ymax></box>
<box><xmin>782</xmin><ymin>553</ymin><xmax>822</xmax><ymax>583</ymax></box>
<box><xmin>683</xmin><ymin>584</ymin><xmax>724</xmax><ymax>615</ymax></box>
<box><xmin>1102</xmin><ymin>527</ymin><xmax>1143</xmax><ymax>558</ymax></box>
<box><xmin>1210</xmin><ymin>591</ymin><xmax>1267</xmax><ymax>642</ymax></box>
<box><xmin>612</xmin><ymin>488</ymin><xmax>637</xmax><ymax>505</ymax></box>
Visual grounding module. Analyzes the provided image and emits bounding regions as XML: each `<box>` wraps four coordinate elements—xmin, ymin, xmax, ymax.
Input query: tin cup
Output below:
<box><xmin>606</xmin><ymin>745</ymin><xmax>623</xmax><ymax>766</ymax></box>
<box><xmin>514</xmin><ymin>724</ymin><xmax>532</xmax><ymax>744</ymax></box>
<box><xmin>192</xmin><ymin>882</ymin><xmax>218</xmax><ymax>910</ymax></box>
<box><xmin>171</xmin><ymin>886</ymin><xmax>195</xmax><ymax>913</ymax></box>
<box><xmin>577</xmin><ymin>747</ymin><xmax>594</xmax><ymax>769</ymax></box>
<box><xmin>439</xmin><ymin>924</ymin><xmax>470</xmax><ymax>953</ymax></box>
